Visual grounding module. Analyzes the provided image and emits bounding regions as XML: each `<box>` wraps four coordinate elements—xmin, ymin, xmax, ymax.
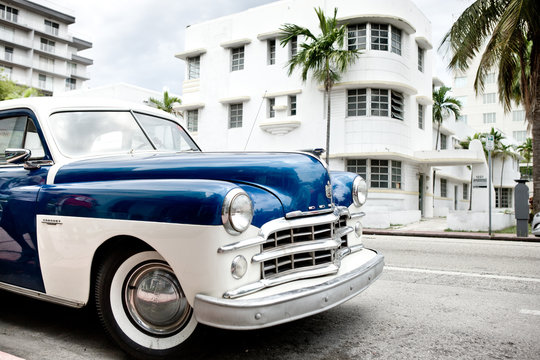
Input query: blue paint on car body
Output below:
<box><xmin>53</xmin><ymin>152</ymin><xmax>331</xmax><ymax>215</ymax></box>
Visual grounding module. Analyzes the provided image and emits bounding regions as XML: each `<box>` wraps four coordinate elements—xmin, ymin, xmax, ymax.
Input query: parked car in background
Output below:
<box><xmin>532</xmin><ymin>212</ymin><xmax>540</xmax><ymax>236</ymax></box>
<box><xmin>0</xmin><ymin>97</ymin><xmax>383</xmax><ymax>358</ymax></box>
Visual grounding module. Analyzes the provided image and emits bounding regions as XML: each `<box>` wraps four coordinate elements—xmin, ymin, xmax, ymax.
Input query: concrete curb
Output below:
<box><xmin>364</xmin><ymin>229</ymin><xmax>540</xmax><ymax>242</ymax></box>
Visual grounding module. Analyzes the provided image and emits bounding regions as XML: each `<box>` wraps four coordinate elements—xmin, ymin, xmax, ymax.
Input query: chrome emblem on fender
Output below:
<box><xmin>325</xmin><ymin>181</ymin><xmax>332</xmax><ymax>199</ymax></box>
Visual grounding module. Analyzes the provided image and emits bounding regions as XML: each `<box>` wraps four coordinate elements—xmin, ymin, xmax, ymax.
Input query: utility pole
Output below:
<box><xmin>486</xmin><ymin>135</ymin><xmax>494</xmax><ymax>236</ymax></box>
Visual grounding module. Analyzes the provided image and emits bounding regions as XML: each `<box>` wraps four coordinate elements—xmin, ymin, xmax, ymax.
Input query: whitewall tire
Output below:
<box><xmin>95</xmin><ymin>249</ymin><xmax>197</xmax><ymax>359</ymax></box>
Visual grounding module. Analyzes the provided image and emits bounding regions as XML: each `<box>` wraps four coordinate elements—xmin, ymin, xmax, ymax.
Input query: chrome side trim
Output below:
<box><xmin>194</xmin><ymin>252</ymin><xmax>384</xmax><ymax>329</ymax></box>
<box><xmin>285</xmin><ymin>208</ymin><xmax>333</xmax><ymax>219</ymax></box>
<box><xmin>350</xmin><ymin>211</ymin><xmax>366</xmax><ymax>219</ymax></box>
<box><xmin>0</xmin><ymin>282</ymin><xmax>84</xmax><ymax>308</ymax></box>
<box><xmin>223</xmin><ymin>263</ymin><xmax>340</xmax><ymax>299</ymax></box>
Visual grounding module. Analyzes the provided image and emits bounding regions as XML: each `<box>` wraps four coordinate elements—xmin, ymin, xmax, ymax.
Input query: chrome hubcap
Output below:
<box><xmin>124</xmin><ymin>262</ymin><xmax>191</xmax><ymax>335</ymax></box>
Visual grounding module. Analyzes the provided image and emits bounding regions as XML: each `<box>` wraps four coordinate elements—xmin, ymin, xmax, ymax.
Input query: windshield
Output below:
<box><xmin>48</xmin><ymin>111</ymin><xmax>199</xmax><ymax>158</ymax></box>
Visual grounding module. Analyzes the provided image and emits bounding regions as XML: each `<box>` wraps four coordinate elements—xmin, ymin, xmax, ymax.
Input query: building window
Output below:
<box><xmin>4</xmin><ymin>46</ymin><xmax>13</xmax><ymax>61</ymax></box>
<box><xmin>454</xmin><ymin>76</ymin><xmax>467</xmax><ymax>88</ymax></box>
<box><xmin>458</xmin><ymin>115</ymin><xmax>467</xmax><ymax>124</ymax></box>
<box><xmin>513</xmin><ymin>131</ymin><xmax>527</xmax><ymax>143</ymax></box>
<box><xmin>371</xmin><ymin>160</ymin><xmax>389</xmax><ymax>188</ymax></box>
<box><xmin>418</xmin><ymin>104</ymin><xmax>424</xmax><ymax>129</ymax></box>
<box><xmin>0</xmin><ymin>66</ymin><xmax>12</xmax><ymax>79</ymax></box>
<box><xmin>440</xmin><ymin>134</ymin><xmax>447</xmax><ymax>150</ymax></box>
<box><xmin>371</xmin><ymin>89</ymin><xmax>389</xmax><ymax>116</ymax></box>
<box><xmin>391</xmin><ymin>27</ymin><xmax>401</xmax><ymax>55</ymax></box>
<box><xmin>371</xmin><ymin>24</ymin><xmax>389</xmax><ymax>51</ymax></box>
<box><xmin>68</xmin><ymin>62</ymin><xmax>77</xmax><ymax>76</ymax></box>
<box><xmin>187</xmin><ymin>56</ymin><xmax>200</xmax><ymax>80</ymax></box>
<box><xmin>440</xmin><ymin>178</ymin><xmax>447</xmax><ymax>198</ymax></box>
<box><xmin>348</xmin><ymin>23</ymin><xmax>402</xmax><ymax>55</ymax></box>
<box><xmin>486</xmin><ymin>72</ymin><xmax>496</xmax><ymax>84</ymax></box>
<box><xmin>348</xmin><ymin>88</ymin><xmax>403</xmax><ymax>120</ymax></box>
<box><xmin>229</xmin><ymin>103</ymin><xmax>243</xmax><ymax>128</ymax></box>
<box><xmin>347</xmin><ymin>159</ymin><xmax>402</xmax><ymax>189</ymax></box>
<box><xmin>187</xmin><ymin>110</ymin><xmax>198</xmax><ymax>132</ymax></box>
<box><xmin>38</xmin><ymin>74</ymin><xmax>52</xmax><ymax>91</ymax></box>
<box><xmin>289</xmin><ymin>95</ymin><xmax>297</xmax><ymax>116</ymax></box>
<box><xmin>40</xmin><ymin>38</ymin><xmax>55</xmax><ymax>53</ymax></box>
<box><xmin>268</xmin><ymin>39</ymin><xmax>276</xmax><ymax>65</ymax></box>
<box><xmin>347</xmin><ymin>24</ymin><xmax>366</xmax><ymax>50</ymax></box>
<box><xmin>495</xmin><ymin>188</ymin><xmax>512</xmax><ymax>208</ymax></box>
<box><xmin>391</xmin><ymin>161</ymin><xmax>402</xmax><ymax>189</ymax></box>
<box><xmin>418</xmin><ymin>46</ymin><xmax>424</xmax><ymax>72</ymax></box>
<box><xmin>347</xmin><ymin>89</ymin><xmax>367</xmax><ymax>116</ymax></box>
<box><xmin>346</xmin><ymin>159</ymin><xmax>367</xmax><ymax>180</ymax></box>
<box><xmin>483</xmin><ymin>93</ymin><xmax>496</xmax><ymax>104</ymax></box>
<box><xmin>44</xmin><ymin>20</ymin><xmax>59</xmax><ymax>36</ymax></box>
<box><xmin>463</xmin><ymin>183</ymin><xmax>469</xmax><ymax>200</ymax></box>
<box><xmin>391</xmin><ymin>91</ymin><xmax>404</xmax><ymax>120</ymax></box>
<box><xmin>65</xmin><ymin>78</ymin><xmax>76</xmax><ymax>91</ymax></box>
<box><xmin>512</xmin><ymin>110</ymin><xmax>525</xmax><ymax>122</ymax></box>
<box><xmin>39</xmin><ymin>56</ymin><xmax>54</xmax><ymax>72</ymax></box>
<box><xmin>0</xmin><ymin>5</ymin><xmax>18</xmax><ymax>22</ymax></box>
<box><xmin>290</xmin><ymin>36</ymin><xmax>297</xmax><ymax>58</ymax></box>
<box><xmin>268</xmin><ymin>98</ymin><xmax>275</xmax><ymax>118</ymax></box>
<box><xmin>483</xmin><ymin>112</ymin><xmax>496</xmax><ymax>124</ymax></box>
<box><xmin>231</xmin><ymin>47</ymin><xmax>244</xmax><ymax>71</ymax></box>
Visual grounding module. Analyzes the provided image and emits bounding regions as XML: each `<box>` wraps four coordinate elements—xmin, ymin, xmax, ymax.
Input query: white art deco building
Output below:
<box><xmin>0</xmin><ymin>0</ymin><xmax>92</xmax><ymax>95</ymax></box>
<box><xmin>176</xmin><ymin>0</ymin><xmax>518</xmax><ymax>227</ymax></box>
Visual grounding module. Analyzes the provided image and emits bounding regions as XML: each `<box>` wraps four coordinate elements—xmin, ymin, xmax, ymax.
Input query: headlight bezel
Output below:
<box><xmin>352</xmin><ymin>176</ymin><xmax>368</xmax><ymax>207</ymax></box>
<box><xmin>222</xmin><ymin>188</ymin><xmax>253</xmax><ymax>235</ymax></box>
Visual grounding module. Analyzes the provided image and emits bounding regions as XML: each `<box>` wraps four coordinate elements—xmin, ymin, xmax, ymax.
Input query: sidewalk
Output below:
<box><xmin>364</xmin><ymin>217</ymin><xmax>540</xmax><ymax>242</ymax></box>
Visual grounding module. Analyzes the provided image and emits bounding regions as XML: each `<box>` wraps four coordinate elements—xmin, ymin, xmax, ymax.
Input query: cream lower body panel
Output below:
<box><xmin>36</xmin><ymin>215</ymin><xmax>261</xmax><ymax>306</ymax></box>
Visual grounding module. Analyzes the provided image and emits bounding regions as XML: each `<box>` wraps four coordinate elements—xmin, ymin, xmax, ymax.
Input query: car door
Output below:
<box><xmin>0</xmin><ymin>109</ymin><xmax>51</xmax><ymax>292</ymax></box>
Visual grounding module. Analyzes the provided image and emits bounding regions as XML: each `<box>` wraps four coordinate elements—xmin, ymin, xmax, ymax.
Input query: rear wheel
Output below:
<box><xmin>95</xmin><ymin>249</ymin><xmax>197</xmax><ymax>359</ymax></box>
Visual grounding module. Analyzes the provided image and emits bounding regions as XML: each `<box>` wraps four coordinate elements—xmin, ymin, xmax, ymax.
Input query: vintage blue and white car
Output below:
<box><xmin>0</xmin><ymin>97</ymin><xmax>383</xmax><ymax>358</ymax></box>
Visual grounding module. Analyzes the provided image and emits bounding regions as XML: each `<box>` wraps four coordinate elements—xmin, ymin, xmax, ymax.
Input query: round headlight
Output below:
<box><xmin>222</xmin><ymin>188</ymin><xmax>253</xmax><ymax>235</ymax></box>
<box><xmin>352</xmin><ymin>176</ymin><xmax>368</xmax><ymax>207</ymax></box>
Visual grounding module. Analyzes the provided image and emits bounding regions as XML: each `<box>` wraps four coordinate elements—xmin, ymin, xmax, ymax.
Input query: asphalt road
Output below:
<box><xmin>0</xmin><ymin>235</ymin><xmax>539</xmax><ymax>360</ymax></box>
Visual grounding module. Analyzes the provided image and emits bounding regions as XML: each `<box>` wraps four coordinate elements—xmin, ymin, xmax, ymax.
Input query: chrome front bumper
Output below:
<box><xmin>193</xmin><ymin>251</ymin><xmax>384</xmax><ymax>330</ymax></box>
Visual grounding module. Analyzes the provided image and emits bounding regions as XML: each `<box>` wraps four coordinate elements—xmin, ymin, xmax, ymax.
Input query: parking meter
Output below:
<box><xmin>514</xmin><ymin>179</ymin><xmax>529</xmax><ymax>237</ymax></box>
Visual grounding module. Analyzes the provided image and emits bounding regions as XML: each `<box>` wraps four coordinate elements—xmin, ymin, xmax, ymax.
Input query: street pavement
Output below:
<box><xmin>365</xmin><ymin>217</ymin><xmax>539</xmax><ymax>242</ymax></box>
<box><xmin>1</xmin><ymin>227</ymin><xmax>539</xmax><ymax>359</ymax></box>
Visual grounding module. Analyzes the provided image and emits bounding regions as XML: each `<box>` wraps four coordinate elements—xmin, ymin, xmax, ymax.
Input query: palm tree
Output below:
<box><xmin>148</xmin><ymin>91</ymin><xmax>183</xmax><ymax>117</ymax></box>
<box><xmin>280</xmin><ymin>7</ymin><xmax>360</xmax><ymax>164</ymax></box>
<box><xmin>496</xmin><ymin>143</ymin><xmax>518</xmax><ymax>207</ymax></box>
<box><xmin>440</xmin><ymin>0</ymin><xmax>540</xmax><ymax>212</ymax></box>
<box><xmin>516</xmin><ymin>137</ymin><xmax>532</xmax><ymax>179</ymax></box>
<box><xmin>432</xmin><ymin>86</ymin><xmax>461</xmax><ymax>150</ymax></box>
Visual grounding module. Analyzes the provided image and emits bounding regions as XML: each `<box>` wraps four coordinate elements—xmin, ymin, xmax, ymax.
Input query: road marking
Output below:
<box><xmin>385</xmin><ymin>266</ymin><xmax>540</xmax><ymax>283</ymax></box>
<box><xmin>0</xmin><ymin>351</ymin><xmax>24</xmax><ymax>360</ymax></box>
<box><xmin>520</xmin><ymin>309</ymin><xmax>540</xmax><ymax>316</ymax></box>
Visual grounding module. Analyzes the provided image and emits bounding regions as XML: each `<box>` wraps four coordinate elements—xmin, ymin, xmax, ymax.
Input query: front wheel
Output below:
<box><xmin>95</xmin><ymin>249</ymin><xmax>197</xmax><ymax>359</ymax></box>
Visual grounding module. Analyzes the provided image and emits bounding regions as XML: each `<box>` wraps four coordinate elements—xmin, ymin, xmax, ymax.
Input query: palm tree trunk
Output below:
<box><xmin>533</xmin><ymin>42</ymin><xmax>540</xmax><ymax>214</ymax></box>
<box><xmin>469</xmin><ymin>168</ymin><xmax>473</xmax><ymax>211</ymax></box>
<box><xmin>325</xmin><ymin>87</ymin><xmax>331</xmax><ymax>165</ymax></box>
<box><xmin>435</xmin><ymin>122</ymin><xmax>441</xmax><ymax>150</ymax></box>
<box><xmin>500</xmin><ymin>158</ymin><xmax>505</xmax><ymax>208</ymax></box>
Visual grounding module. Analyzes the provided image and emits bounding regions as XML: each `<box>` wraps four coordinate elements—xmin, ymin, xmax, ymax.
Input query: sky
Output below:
<box><xmin>37</xmin><ymin>0</ymin><xmax>474</xmax><ymax>96</ymax></box>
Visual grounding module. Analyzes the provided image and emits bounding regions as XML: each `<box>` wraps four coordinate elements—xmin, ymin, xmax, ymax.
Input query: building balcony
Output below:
<box><xmin>71</xmin><ymin>54</ymin><xmax>93</xmax><ymax>65</ymax></box>
<box><xmin>0</xmin><ymin>53</ymin><xmax>30</xmax><ymax>68</ymax></box>
<box><xmin>68</xmin><ymin>68</ymin><xmax>89</xmax><ymax>80</ymax></box>
<box><xmin>0</xmin><ymin>32</ymin><xmax>32</xmax><ymax>49</ymax></box>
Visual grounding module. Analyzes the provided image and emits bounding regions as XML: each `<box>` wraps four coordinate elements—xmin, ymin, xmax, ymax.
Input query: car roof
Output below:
<box><xmin>0</xmin><ymin>96</ymin><xmax>172</xmax><ymax>119</ymax></box>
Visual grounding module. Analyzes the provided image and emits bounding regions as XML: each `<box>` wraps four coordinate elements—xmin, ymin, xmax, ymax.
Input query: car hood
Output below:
<box><xmin>52</xmin><ymin>152</ymin><xmax>333</xmax><ymax>215</ymax></box>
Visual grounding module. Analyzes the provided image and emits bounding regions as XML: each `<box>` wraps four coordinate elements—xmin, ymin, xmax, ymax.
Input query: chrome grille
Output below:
<box><xmin>260</xmin><ymin>214</ymin><xmax>349</xmax><ymax>279</ymax></box>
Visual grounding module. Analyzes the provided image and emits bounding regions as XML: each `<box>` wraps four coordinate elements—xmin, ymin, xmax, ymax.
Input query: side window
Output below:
<box><xmin>0</xmin><ymin>116</ymin><xmax>45</xmax><ymax>163</ymax></box>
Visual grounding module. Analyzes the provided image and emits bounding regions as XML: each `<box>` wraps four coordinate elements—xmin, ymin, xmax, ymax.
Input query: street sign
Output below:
<box><xmin>486</xmin><ymin>135</ymin><xmax>494</xmax><ymax>151</ymax></box>
<box><xmin>472</xmin><ymin>175</ymin><xmax>487</xmax><ymax>188</ymax></box>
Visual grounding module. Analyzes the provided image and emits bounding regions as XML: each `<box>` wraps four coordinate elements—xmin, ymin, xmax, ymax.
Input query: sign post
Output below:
<box><xmin>486</xmin><ymin>135</ymin><xmax>494</xmax><ymax>236</ymax></box>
